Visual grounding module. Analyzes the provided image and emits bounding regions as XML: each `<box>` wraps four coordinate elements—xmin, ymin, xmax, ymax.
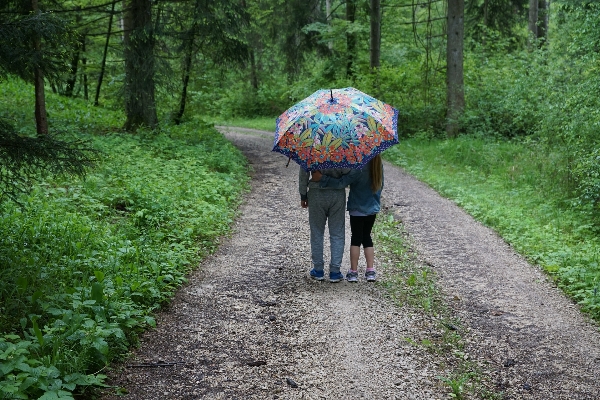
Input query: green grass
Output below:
<box><xmin>384</xmin><ymin>135</ymin><xmax>600</xmax><ymax>321</ymax></box>
<box><xmin>208</xmin><ymin>116</ymin><xmax>276</xmax><ymax>132</ymax></box>
<box><xmin>0</xmin><ymin>80</ymin><xmax>249</xmax><ymax>399</ymax></box>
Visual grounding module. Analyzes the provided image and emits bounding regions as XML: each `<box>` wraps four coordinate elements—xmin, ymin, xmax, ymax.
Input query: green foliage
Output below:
<box><xmin>465</xmin><ymin>0</ymin><xmax>528</xmax><ymax>45</ymax></box>
<box><xmin>384</xmin><ymin>136</ymin><xmax>600</xmax><ymax>322</ymax></box>
<box><xmin>211</xmin><ymin>117</ymin><xmax>276</xmax><ymax>132</ymax></box>
<box><xmin>0</xmin><ymin>117</ymin><xmax>97</xmax><ymax>203</ymax></box>
<box><xmin>438</xmin><ymin>373</ymin><xmax>474</xmax><ymax>399</ymax></box>
<box><xmin>0</xmin><ymin>5</ymin><xmax>76</xmax><ymax>83</ymax></box>
<box><xmin>0</xmin><ymin>334</ymin><xmax>106</xmax><ymax>400</ymax></box>
<box><xmin>0</xmin><ymin>80</ymin><xmax>249</xmax><ymax>398</ymax></box>
<box><xmin>462</xmin><ymin>46</ymin><xmax>545</xmax><ymax>139</ymax></box>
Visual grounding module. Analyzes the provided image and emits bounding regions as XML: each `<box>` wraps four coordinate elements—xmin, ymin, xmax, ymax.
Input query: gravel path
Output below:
<box><xmin>102</xmin><ymin>127</ymin><xmax>600</xmax><ymax>400</ymax></box>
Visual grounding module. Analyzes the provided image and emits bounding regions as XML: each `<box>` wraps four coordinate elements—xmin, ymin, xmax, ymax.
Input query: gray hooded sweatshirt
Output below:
<box><xmin>299</xmin><ymin>168</ymin><xmax>351</xmax><ymax>201</ymax></box>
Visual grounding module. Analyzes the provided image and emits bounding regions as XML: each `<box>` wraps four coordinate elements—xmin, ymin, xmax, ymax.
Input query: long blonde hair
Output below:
<box><xmin>369</xmin><ymin>154</ymin><xmax>383</xmax><ymax>192</ymax></box>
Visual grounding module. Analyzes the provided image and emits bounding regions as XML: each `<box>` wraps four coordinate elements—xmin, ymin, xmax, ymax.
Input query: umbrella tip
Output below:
<box><xmin>330</xmin><ymin>89</ymin><xmax>333</xmax><ymax>101</ymax></box>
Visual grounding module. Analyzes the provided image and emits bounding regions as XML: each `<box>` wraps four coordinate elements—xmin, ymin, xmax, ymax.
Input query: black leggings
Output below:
<box><xmin>349</xmin><ymin>214</ymin><xmax>377</xmax><ymax>248</ymax></box>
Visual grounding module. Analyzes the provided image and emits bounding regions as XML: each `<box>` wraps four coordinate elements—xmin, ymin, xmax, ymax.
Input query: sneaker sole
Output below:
<box><xmin>311</xmin><ymin>275</ymin><xmax>325</xmax><ymax>281</ymax></box>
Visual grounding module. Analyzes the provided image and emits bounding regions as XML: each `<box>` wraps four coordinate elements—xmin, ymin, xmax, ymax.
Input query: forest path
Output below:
<box><xmin>103</xmin><ymin>127</ymin><xmax>600</xmax><ymax>400</ymax></box>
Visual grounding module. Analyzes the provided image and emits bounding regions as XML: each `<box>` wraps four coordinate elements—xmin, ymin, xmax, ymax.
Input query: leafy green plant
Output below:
<box><xmin>384</xmin><ymin>135</ymin><xmax>600</xmax><ymax>323</ymax></box>
<box><xmin>0</xmin><ymin>80</ymin><xmax>249</xmax><ymax>398</ymax></box>
<box><xmin>438</xmin><ymin>373</ymin><xmax>473</xmax><ymax>399</ymax></box>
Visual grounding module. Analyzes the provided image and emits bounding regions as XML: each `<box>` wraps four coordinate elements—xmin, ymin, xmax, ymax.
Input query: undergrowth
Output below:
<box><xmin>384</xmin><ymin>136</ymin><xmax>600</xmax><ymax>322</ymax></box>
<box><xmin>0</xmin><ymin>80</ymin><xmax>249</xmax><ymax>399</ymax></box>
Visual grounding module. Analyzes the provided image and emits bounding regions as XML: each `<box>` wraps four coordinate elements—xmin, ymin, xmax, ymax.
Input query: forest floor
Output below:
<box><xmin>101</xmin><ymin>127</ymin><xmax>600</xmax><ymax>399</ymax></box>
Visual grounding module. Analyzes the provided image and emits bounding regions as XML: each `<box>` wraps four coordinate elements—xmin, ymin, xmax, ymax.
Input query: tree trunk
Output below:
<box><xmin>446</xmin><ymin>0</ymin><xmax>464</xmax><ymax>138</ymax></box>
<box><xmin>65</xmin><ymin>38</ymin><xmax>81</xmax><ymax>97</ymax></box>
<box><xmin>346</xmin><ymin>0</ymin><xmax>356</xmax><ymax>78</ymax></box>
<box><xmin>528</xmin><ymin>0</ymin><xmax>538</xmax><ymax>47</ymax></box>
<box><xmin>95</xmin><ymin>0</ymin><xmax>115</xmax><ymax>106</ymax></box>
<box><xmin>123</xmin><ymin>0</ymin><xmax>158</xmax><ymax>131</ymax></box>
<box><xmin>370</xmin><ymin>0</ymin><xmax>381</xmax><ymax>70</ymax></box>
<box><xmin>65</xmin><ymin>7</ymin><xmax>83</xmax><ymax>97</ymax></box>
<box><xmin>326</xmin><ymin>0</ymin><xmax>332</xmax><ymax>51</ymax></box>
<box><xmin>32</xmin><ymin>0</ymin><xmax>48</xmax><ymax>135</ymax></box>
<box><xmin>249</xmin><ymin>49</ymin><xmax>259</xmax><ymax>90</ymax></box>
<box><xmin>82</xmin><ymin>38</ymin><xmax>88</xmax><ymax>100</ymax></box>
<box><xmin>538</xmin><ymin>0</ymin><xmax>549</xmax><ymax>44</ymax></box>
<box><xmin>174</xmin><ymin>33</ymin><xmax>194</xmax><ymax>125</ymax></box>
<box><xmin>483</xmin><ymin>0</ymin><xmax>488</xmax><ymax>26</ymax></box>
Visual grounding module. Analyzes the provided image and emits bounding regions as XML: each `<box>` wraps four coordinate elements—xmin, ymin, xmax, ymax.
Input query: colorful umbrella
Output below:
<box><xmin>272</xmin><ymin>87</ymin><xmax>399</xmax><ymax>171</ymax></box>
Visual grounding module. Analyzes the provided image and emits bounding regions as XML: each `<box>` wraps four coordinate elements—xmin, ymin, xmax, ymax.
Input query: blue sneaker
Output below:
<box><xmin>346</xmin><ymin>270</ymin><xmax>359</xmax><ymax>283</ymax></box>
<box><xmin>365</xmin><ymin>270</ymin><xmax>377</xmax><ymax>282</ymax></box>
<box><xmin>310</xmin><ymin>269</ymin><xmax>325</xmax><ymax>281</ymax></box>
<box><xmin>329</xmin><ymin>271</ymin><xmax>344</xmax><ymax>283</ymax></box>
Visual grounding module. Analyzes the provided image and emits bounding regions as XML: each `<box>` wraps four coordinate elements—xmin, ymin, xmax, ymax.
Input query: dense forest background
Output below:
<box><xmin>2</xmin><ymin>0</ymin><xmax>600</xmax><ymax>398</ymax></box>
<box><xmin>3</xmin><ymin>0</ymin><xmax>600</xmax><ymax>216</ymax></box>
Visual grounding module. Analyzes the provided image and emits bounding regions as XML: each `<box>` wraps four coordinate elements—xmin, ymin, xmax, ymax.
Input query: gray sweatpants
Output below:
<box><xmin>307</xmin><ymin>187</ymin><xmax>346</xmax><ymax>274</ymax></box>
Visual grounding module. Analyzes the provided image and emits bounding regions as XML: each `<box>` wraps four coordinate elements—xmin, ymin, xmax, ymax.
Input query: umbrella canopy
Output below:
<box><xmin>273</xmin><ymin>87</ymin><xmax>399</xmax><ymax>171</ymax></box>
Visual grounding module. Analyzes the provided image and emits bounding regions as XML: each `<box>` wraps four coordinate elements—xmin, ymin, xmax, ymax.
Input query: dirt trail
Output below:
<box><xmin>103</xmin><ymin>127</ymin><xmax>600</xmax><ymax>400</ymax></box>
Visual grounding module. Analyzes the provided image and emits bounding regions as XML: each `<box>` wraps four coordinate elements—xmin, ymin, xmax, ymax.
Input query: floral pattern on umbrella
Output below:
<box><xmin>273</xmin><ymin>87</ymin><xmax>399</xmax><ymax>171</ymax></box>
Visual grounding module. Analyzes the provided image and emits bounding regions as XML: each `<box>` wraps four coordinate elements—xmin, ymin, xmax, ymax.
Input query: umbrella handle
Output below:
<box><xmin>286</xmin><ymin>156</ymin><xmax>291</xmax><ymax>167</ymax></box>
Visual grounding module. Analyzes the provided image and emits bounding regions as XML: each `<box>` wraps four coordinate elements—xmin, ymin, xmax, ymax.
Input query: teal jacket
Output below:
<box><xmin>319</xmin><ymin>162</ymin><xmax>383</xmax><ymax>215</ymax></box>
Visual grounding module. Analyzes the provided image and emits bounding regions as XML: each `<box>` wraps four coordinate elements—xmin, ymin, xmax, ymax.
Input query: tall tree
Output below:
<box><xmin>346</xmin><ymin>0</ymin><xmax>357</xmax><ymax>78</ymax></box>
<box><xmin>95</xmin><ymin>0</ymin><xmax>116</xmax><ymax>106</ymax></box>
<box><xmin>123</xmin><ymin>0</ymin><xmax>157</xmax><ymax>131</ymax></box>
<box><xmin>326</xmin><ymin>0</ymin><xmax>333</xmax><ymax>50</ymax></box>
<box><xmin>538</xmin><ymin>0</ymin><xmax>549</xmax><ymax>43</ymax></box>
<box><xmin>172</xmin><ymin>0</ymin><xmax>249</xmax><ymax>124</ymax></box>
<box><xmin>529</xmin><ymin>0</ymin><xmax>549</xmax><ymax>47</ymax></box>
<box><xmin>64</xmin><ymin>7</ymin><xmax>83</xmax><ymax>98</ymax></box>
<box><xmin>528</xmin><ymin>0</ymin><xmax>538</xmax><ymax>43</ymax></box>
<box><xmin>32</xmin><ymin>0</ymin><xmax>48</xmax><ymax>134</ymax></box>
<box><xmin>0</xmin><ymin>1</ymin><xmax>96</xmax><ymax>202</ymax></box>
<box><xmin>446</xmin><ymin>0</ymin><xmax>465</xmax><ymax>138</ymax></box>
<box><xmin>370</xmin><ymin>0</ymin><xmax>381</xmax><ymax>70</ymax></box>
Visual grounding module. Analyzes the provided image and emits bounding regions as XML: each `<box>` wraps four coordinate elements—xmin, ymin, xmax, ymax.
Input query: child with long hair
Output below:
<box><xmin>311</xmin><ymin>154</ymin><xmax>383</xmax><ymax>282</ymax></box>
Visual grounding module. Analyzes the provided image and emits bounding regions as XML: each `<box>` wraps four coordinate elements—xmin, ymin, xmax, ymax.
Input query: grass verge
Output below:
<box><xmin>208</xmin><ymin>116</ymin><xmax>276</xmax><ymax>132</ymax></box>
<box><xmin>384</xmin><ymin>136</ymin><xmax>600</xmax><ymax>322</ymax></box>
<box><xmin>374</xmin><ymin>212</ymin><xmax>502</xmax><ymax>399</ymax></box>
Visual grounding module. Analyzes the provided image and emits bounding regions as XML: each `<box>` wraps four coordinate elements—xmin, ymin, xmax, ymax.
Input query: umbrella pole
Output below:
<box><xmin>286</xmin><ymin>156</ymin><xmax>291</xmax><ymax>167</ymax></box>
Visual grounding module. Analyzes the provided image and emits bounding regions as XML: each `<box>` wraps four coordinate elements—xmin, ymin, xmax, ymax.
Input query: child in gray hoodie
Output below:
<box><xmin>299</xmin><ymin>167</ymin><xmax>350</xmax><ymax>282</ymax></box>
